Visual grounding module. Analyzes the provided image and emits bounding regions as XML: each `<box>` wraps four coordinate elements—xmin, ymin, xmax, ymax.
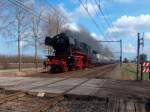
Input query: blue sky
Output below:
<box><xmin>52</xmin><ymin>0</ymin><xmax>150</xmax><ymax>60</ymax></box>
<box><xmin>1</xmin><ymin>0</ymin><xmax>150</xmax><ymax>60</ymax></box>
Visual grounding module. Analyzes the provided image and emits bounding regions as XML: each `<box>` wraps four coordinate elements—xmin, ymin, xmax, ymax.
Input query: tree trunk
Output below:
<box><xmin>34</xmin><ymin>35</ymin><xmax>38</xmax><ymax>69</ymax></box>
<box><xmin>17</xmin><ymin>25</ymin><xmax>21</xmax><ymax>71</ymax></box>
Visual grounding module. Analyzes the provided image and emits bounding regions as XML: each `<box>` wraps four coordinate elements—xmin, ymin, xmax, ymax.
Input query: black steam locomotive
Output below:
<box><xmin>45</xmin><ymin>33</ymin><xmax>109</xmax><ymax>73</ymax></box>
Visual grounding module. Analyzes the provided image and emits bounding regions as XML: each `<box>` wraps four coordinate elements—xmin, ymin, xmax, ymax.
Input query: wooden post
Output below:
<box><xmin>136</xmin><ymin>33</ymin><xmax>140</xmax><ymax>80</ymax></box>
<box><xmin>120</xmin><ymin>40</ymin><xmax>122</xmax><ymax>67</ymax></box>
<box><xmin>149</xmin><ymin>66</ymin><xmax>150</xmax><ymax>79</ymax></box>
<box><xmin>141</xmin><ymin>62</ymin><xmax>143</xmax><ymax>80</ymax></box>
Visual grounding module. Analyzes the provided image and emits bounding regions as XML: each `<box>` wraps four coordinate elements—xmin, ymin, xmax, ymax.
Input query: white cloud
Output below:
<box><xmin>91</xmin><ymin>32</ymin><xmax>103</xmax><ymax>40</ymax></box>
<box><xmin>51</xmin><ymin>2</ymin><xmax>99</xmax><ymax>30</ymax></box>
<box><xmin>54</xmin><ymin>4</ymin><xmax>79</xmax><ymax>31</ymax></box>
<box><xmin>40</xmin><ymin>6</ymin><xmax>50</xmax><ymax>17</ymax></box>
<box><xmin>123</xmin><ymin>44</ymin><xmax>136</xmax><ymax>53</ymax></box>
<box><xmin>74</xmin><ymin>3</ymin><xmax>98</xmax><ymax>17</ymax></box>
<box><xmin>107</xmin><ymin>14</ymin><xmax>150</xmax><ymax>39</ymax></box>
<box><xmin>64</xmin><ymin>22</ymin><xmax>79</xmax><ymax>31</ymax></box>
<box><xmin>20</xmin><ymin>41</ymin><xmax>27</xmax><ymax>48</ymax></box>
<box><xmin>24</xmin><ymin>0</ymin><xmax>35</xmax><ymax>7</ymax></box>
<box><xmin>91</xmin><ymin>33</ymin><xmax>97</xmax><ymax>38</ymax></box>
<box><xmin>145</xmin><ymin>32</ymin><xmax>150</xmax><ymax>40</ymax></box>
<box><xmin>57</xmin><ymin>4</ymin><xmax>72</xmax><ymax>18</ymax></box>
<box><xmin>58</xmin><ymin>2</ymin><xmax>100</xmax><ymax>23</ymax></box>
<box><xmin>115</xmin><ymin>15</ymin><xmax>150</xmax><ymax>29</ymax></box>
<box><xmin>48</xmin><ymin>3</ymin><xmax>103</xmax><ymax>40</ymax></box>
<box><xmin>106</xmin><ymin>14</ymin><xmax>150</xmax><ymax>57</ymax></box>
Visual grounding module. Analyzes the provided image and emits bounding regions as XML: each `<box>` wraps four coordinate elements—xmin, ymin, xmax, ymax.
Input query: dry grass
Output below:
<box><xmin>121</xmin><ymin>63</ymin><xmax>150</xmax><ymax>80</ymax></box>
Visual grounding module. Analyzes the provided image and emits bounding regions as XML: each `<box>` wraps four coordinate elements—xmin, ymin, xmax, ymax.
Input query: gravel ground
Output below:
<box><xmin>0</xmin><ymin>91</ymin><xmax>148</xmax><ymax>112</ymax></box>
<box><xmin>47</xmin><ymin>97</ymin><xmax>147</xmax><ymax>112</ymax></box>
<box><xmin>48</xmin><ymin>98</ymin><xmax>108</xmax><ymax>112</ymax></box>
<box><xmin>0</xmin><ymin>93</ymin><xmax>49</xmax><ymax>112</ymax></box>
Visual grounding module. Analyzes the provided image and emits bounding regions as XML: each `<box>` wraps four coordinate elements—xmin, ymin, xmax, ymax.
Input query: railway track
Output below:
<box><xmin>37</xmin><ymin>64</ymin><xmax>117</xmax><ymax>112</ymax></box>
<box><xmin>85</xmin><ymin>64</ymin><xmax>117</xmax><ymax>78</ymax></box>
<box><xmin>0</xmin><ymin>88</ymin><xmax>148</xmax><ymax>112</ymax></box>
<box><xmin>0</xmin><ymin>87</ymin><xmax>148</xmax><ymax>112</ymax></box>
<box><xmin>28</xmin><ymin>64</ymin><xmax>117</xmax><ymax>78</ymax></box>
<box><xmin>0</xmin><ymin>64</ymin><xmax>118</xmax><ymax>111</ymax></box>
<box><xmin>0</xmin><ymin>64</ymin><xmax>147</xmax><ymax>112</ymax></box>
<box><xmin>24</xmin><ymin>64</ymin><xmax>117</xmax><ymax>92</ymax></box>
<box><xmin>0</xmin><ymin>77</ymin><xmax>92</xmax><ymax>112</ymax></box>
<box><xmin>30</xmin><ymin>66</ymin><xmax>110</xmax><ymax>112</ymax></box>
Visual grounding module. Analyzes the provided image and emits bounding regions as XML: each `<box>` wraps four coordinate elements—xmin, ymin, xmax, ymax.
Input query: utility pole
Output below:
<box><xmin>140</xmin><ymin>57</ymin><xmax>144</xmax><ymax>80</ymax></box>
<box><xmin>120</xmin><ymin>40</ymin><xmax>122</xmax><ymax>67</ymax></box>
<box><xmin>136</xmin><ymin>33</ymin><xmax>144</xmax><ymax>80</ymax></box>
<box><xmin>149</xmin><ymin>66</ymin><xmax>150</xmax><ymax>79</ymax></box>
<box><xmin>137</xmin><ymin>33</ymin><xmax>140</xmax><ymax>80</ymax></box>
<box><xmin>140</xmin><ymin>34</ymin><xmax>144</xmax><ymax>80</ymax></box>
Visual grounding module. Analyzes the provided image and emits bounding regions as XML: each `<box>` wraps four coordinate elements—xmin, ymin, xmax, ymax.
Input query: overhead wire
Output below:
<box><xmin>44</xmin><ymin>0</ymin><xmax>68</xmax><ymax>21</ymax></box>
<box><xmin>8</xmin><ymin>0</ymin><xmax>67</xmax><ymax>33</ymax></box>
<box><xmin>7</xmin><ymin>0</ymin><xmax>58</xmax><ymax>24</ymax></box>
<box><xmin>79</xmin><ymin>0</ymin><xmax>104</xmax><ymax>36</ymax></box>
<box><xmin>9</xmin><ymin>0</ymin><xmax>105</xmax><ymax>37</ymax></box>
<box><xmin>8</xmin><ymin>0</ymin><xmax>117</xmax><ymax>58</ymax></box>
<box><xmin>94</xmin><ymin>0</ymin><xmax>112</xmax><ymax>28</ymax></box>
<box><xmin>93</xmin><ymin>0</ymin><xmax>120</xmax><ymax>57</ymax></box>
<box><xmin>90</xmin><ymin>0</ymin><xmax>106</xmax><ymax>30</ymax></box>
<box><xmin>79</xmin><ymin>0</ymin><xmax>117</xmax><ymax>57</ymax></box>
<box><xmin>10</xmin><ymin>0</ymin><xmax>50</xmax><ymax>23</ymax></box>
<box><xmin>96</xmin><ymin>0</ymin><xmax>122</xmax><ymax>38</ymax></box>
<box><xmin>94</xmin><ymin>0</ymin><xmax>123</xmax><ymax>54</ymax></box>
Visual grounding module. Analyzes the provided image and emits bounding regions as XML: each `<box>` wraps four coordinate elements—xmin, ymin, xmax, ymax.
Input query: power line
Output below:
<box><xmin>94</xmin><ymin>0</ymin><xmax>112</xmax><ymax>28</ymax></box>
<box><xmin>8</xmin><ymin>0</ymin><xmax>49</xmax><ymax>23</ymax></box>
<box><xmin>95</xmin><ymin>0</ymin><xmax>122</xmax><ymax>39</ymax></box>
<box><xmin>8</xmin><ymin>0</ymin><xmax>66</xmax><ymax>25</ymax></box>
<box><xmin>79</xmin><ymin>0</ymin><xmax>104</xmax><ymax>36</ymax></box>
<box><xmin>90</xmin><ymin>0</ymin><xmax>106</xmax><ymax>30</ymax></box>
<box><xmin>45</xmin><ymin>0</ymin><xmax>67</xmax><ymax>20</ymax></box>
<box><xmin>79</xmin><ymin>0</ymin><xmax>118</xmax><ymax>56</ymax></box>
<box><xmin>79</xmin><ymin>0</ymin><xmax>121</xmax><ymax>58</ymax></box>
<box><xmin>45</xmin><ymin>0</ymin><xmax>57</xmax><ymax>12</ymax></box>
<box><xmin>9</xmin><ymin>0</ymin><xmax>104</xmax><ymax>36</ymax></box>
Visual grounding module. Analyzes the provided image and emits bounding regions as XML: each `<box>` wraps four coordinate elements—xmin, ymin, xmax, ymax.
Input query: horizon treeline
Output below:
<box><xmin>0</xmin><ymin>55</ymin><xmax>43</xmax><ymax>63</ymax></box>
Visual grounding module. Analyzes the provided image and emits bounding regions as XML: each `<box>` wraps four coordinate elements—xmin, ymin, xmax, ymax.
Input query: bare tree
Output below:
<box><xmin>0</xmin><ymin>0</ymin><xmax>43</xmax><ymax>69</ymax></box>
<box><xmin>13</xmin><ymin>5</ymin><xmax>29</xmax><ymax>71</ymax></box>
<box><xmin>0</xmin><ymin>1</ymin><xmax>7</xmax><ymax>31</ymax></box>
<box><xmin>0</xmin><ymin>1</ymin><xmax>14</xmax><ymax>34</ymax></box>
<box><xmin>44</xmin><ymin>8</ymin><xmax>68</xmax><ymax>37</ymax></box>
<box><xmin>40</xmin><ymin>7</ymin><xmax>69</xmax><ymax>56</ymax></box>
<box><xmin>31</xmin><ymin>9</ymin><xmax>43</xmax><ymax>69</ymax></box>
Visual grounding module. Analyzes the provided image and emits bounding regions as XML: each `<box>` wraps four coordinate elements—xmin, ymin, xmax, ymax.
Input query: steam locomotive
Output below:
<box><xmin>45</xmin><ymin>33</ymin><xmax>113</xmax><ymax>73</ymax></box>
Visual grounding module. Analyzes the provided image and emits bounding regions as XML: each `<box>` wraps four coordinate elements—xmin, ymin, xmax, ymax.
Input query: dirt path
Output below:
<box><xmin>90</xmin><ymin>64</ymin><xmax>122</xmax><ymax>80</ymax></box>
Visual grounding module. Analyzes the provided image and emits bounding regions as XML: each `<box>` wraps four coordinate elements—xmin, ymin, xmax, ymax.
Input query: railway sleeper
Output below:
<box><xmin>0</xmin><ymin>91</ymin><xmax>26</xmax><ymax>104</ymax></box>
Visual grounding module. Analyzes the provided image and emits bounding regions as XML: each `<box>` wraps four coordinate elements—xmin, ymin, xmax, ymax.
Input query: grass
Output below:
<box><xmin>0</xmin><ymin>67</ymin><xmax>40</xmax><ymax>73</ymax></box>
<box><xmin>122</xmin><ymin>63</ymin><xmax>150</xmax><ymax>80</ymax></box>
